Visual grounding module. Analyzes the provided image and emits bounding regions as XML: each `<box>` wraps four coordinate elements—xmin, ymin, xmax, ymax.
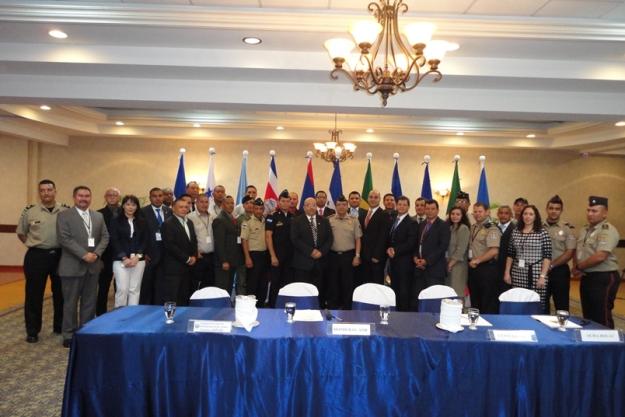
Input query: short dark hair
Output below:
<box><xmin>73</xmin><ymin>185</ymin><xmax>91</xmax><ymax>196</ymax></box>
<box><xmin>224</xmin><ymin>195</ymin><xmax>234</xmax><ymax>200</ymax></box>
<box><xmin>173</xmin><ymin>198</ymin><xmax>188</xmax><ymax>207</ymax></box>
<box><xmin>246</xmin><ymin>185</ymin><xmax>257</xmax><ymax>191</ymax></box>
<box><xmin>397</xmin><ymin>196</ymin><xmax>410</xmax><ymax>205</ymax></box>
<box><xmin>474</xmin><ymin>202</ymin><xmax>489</xmax><ymax>210</ymax></box>
<box><xmin>383</xmin><ymin>193</ymin><xmax>395</xmax><ymax>200</ymax></box>
<box><xmin>315</xmin><ymin>190</ymin><xmax>327</xmax><ymax>197</ymax></box>
<box><xmin>39</xmin><ymin>179</ymin><xmax>56</xmax><ymax>188</ymax></box>
<box><xmin>425</xmin><ymin>199</ymin><xmax>439</xmax><ymax>209</ymax></box>
<box><xmin>119</xmin><ymin>195</ymin><xmax>145</xmax><ymax>221</ymax></box>
<box><xmin>547</xmin><ymin>195</ymin><xmax>563</xmax><ymax>208</ymax></box>
<box><xmin>517</xmin><ymin>205</ymin><xmax>543</xmax><ymax>232</ymax></box>
<box><xmin>186</xmin><ymin>181</ymin><xmax>199</xmax><ymax>188</ymax></box>
<box><xmin>514</xmin><ymin>197</ymin><xmax>528</xmax><ymax>205</ymax></box>
<box><xmin>335</xmin><ymin>195</ymin><xmax>348</xmax><ymax>203</ymax></box>
<box><xmin>149</xmin><ymin>187</ymin><xmax>162</xmax><ymax>195</ymax></box>
<box><xmin>177</xmin><ymin>193</ymin><xmax>192</xmax><ymax>200</ymax></box>
<box><xmin>415</xmin><ymin>197</ymin><xmax>426</xmax><ymax>203</ymax></box>
<box><xmin>348</xmin><ymin>191</ymin><xmax>360</xmax><ymax>198</ymax></box>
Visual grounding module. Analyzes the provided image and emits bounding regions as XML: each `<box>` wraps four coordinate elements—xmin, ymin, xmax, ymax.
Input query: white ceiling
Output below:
<box><xmin>0</xmin><ymin>0</ymin><xmax>624</xmax><ymax>155</ymax></box>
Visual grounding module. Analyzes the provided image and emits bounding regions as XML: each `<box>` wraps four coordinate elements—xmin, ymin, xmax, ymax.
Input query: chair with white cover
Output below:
<box><xmin>189</xmin><ymin>287</ymin><xmax>232</xmax><ymax>308</ymax></box>
<box><xmin>351</xmin><ymin>283</ymin><xmax>397</xmax><ymax>310</ymax></box>
<box><xmin>275</xmin><ymin>282</ymin><xmax>319</xmax><ymax>309</ymax></box>
<box><xmin>417</xmin><ymin>285</ymin><xmax>460</xmax><ymax>313</ymax></box>
<box><xmin>498</xmin><ymin>288</ymin><xmax>541</xmax><ymax>315</ymax></box>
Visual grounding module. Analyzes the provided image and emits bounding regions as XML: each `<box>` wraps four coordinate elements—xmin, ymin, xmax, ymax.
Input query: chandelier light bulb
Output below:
<box><xmin>401</xmin><ymin>22</ymin><xmax>436</xmax><ymax>48</ymax></box>
<box><xmin>425</xmin><ymin>40</ymin><xmax>449</xmax><ymax>62</ymax></box>
<box><xmin>349</xmin><ymin>20</ymin><xmax>383</xmax><ymax>48</ymax></box>
<box><xmin>324</xmin><ymin>38</ymin><xmax>356</xmax><ymax>60</ymax></box>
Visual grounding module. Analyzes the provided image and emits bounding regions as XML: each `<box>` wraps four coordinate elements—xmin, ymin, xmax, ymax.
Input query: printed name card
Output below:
<box><xmin>580</xmin><ymin>330</ymin><xmax>622</xmax><ymax>343</ymax></box>
<box><xmin>331</xmin><ymin>323</ymin><xmax>372</xmax><ymax>336</ymax></box>
<box><xmin>490</xmin><ymin>330</ymin><xmax>537</xmax><ymax>342</ymax></box>
<box><xmin>191</xmin><ymin>320</ymin><xmax>233</xmax><ymax>333</ymax></box>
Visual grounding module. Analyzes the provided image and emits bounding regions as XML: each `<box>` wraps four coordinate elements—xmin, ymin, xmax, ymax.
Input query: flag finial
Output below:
<box><xmin>453</xmin><ymin>154</ymin><xmax>460</xmax><ymax>162</ymax></box>
<box><xmin>423</xmin><ymin>155</ymin><xmax>431</xmax><ymax>164</ymax></box>
<box><xmin>269</xmin><ymin>150</ymin><xmax>276</xmax><ymax>157</ymax></box>
<box><xmin>393</xmin><ymin>152</ymin><xmax>400</xmax><ymax>160</ymax></box>
<box><xmin>242</xmin><ymin>150</ymin><xmax>249</xmax><ymax>158</ymax></box>
<box><xmin>366</xmin><ymin>152</ymin><xmax>373</xmax><ymax>160</ymax></box>
<box><xmin>306</xmin><ymin>151</ymin><xmax>313</xmax><ymax>159</ymax></box>
<box><xmin>209</xmin><ymin>147</ymin><xmax>216</xmax><ymax>155</ymax></box>
<box><xmin>179</xmin><ymin>147</ymin><xmax>186</xmax><ymax>153</ymax></box>
<box><xmin>479</xmin><ymin>155</ymin><xmax>486</xmax><ymax>162</ymax></box>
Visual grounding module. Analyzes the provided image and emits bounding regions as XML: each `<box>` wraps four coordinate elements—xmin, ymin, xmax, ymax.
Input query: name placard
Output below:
<box><xmin>490</xmin><ymin>330</ymin><xmax>537</xmax><ymax>342</ymax></box>
<box><xmin>191</xmin><ymin>320</ymin><xmax>232</xmax><ymax>333</ymax></box>
<box><xmin>331</xmin><ymin>323</ymin><xmax>372</xmax><ymax>336</ymax></box>
<box><xmin>580</xmin><ymin>330</ymin><xmax>622</xmax><ymax>343</ymax></box>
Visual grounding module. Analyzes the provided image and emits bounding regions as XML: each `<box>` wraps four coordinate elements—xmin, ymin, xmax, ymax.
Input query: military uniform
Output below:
<box><xmin>544</xmin><ymin>221</ymin><xmax>576</xmax><ymax>312</ymax></box>
<box><xmin>241</xmin><ymin>212</ymin><xmax>269</xmax><ymax>305</ymax></box>
<box><xmin>577</xmin><ymin>219</ymin><xmax>621</xmax><ymax>328</ymax></box>
<box><xmin>17</xmin><ymin>202</ymin><xmax>68</xmax><ymax>339</ymax></box>
<box><xmin>266</xmin><ymin>210</ymin><xmax>293</xmax><ymax>307</ymax></box>
<box><xmin>234</xmin><ymin>213</ymin><xmax>252</xmax><ymax>295</ymax></box>
<box><xmin>468</xmin><ymin>219</ymin><xmax>502</xmax><ymax>314</ymax></box>
<box><xmin>327</xmin><ymin>214</ymin><xmax>363</xmax><ymax>309</ymax></box>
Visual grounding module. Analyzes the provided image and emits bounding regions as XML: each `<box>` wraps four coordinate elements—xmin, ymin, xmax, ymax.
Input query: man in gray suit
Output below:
<box><xmin>57</xmin><ymin>185</ymin><xmax>109</xmax><ymax>347</ymax></box>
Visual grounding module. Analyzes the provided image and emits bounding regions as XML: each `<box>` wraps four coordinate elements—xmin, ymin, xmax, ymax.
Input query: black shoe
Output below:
<box><xmin>62</xmin><ymin>339</ymin><xmax>71</xmax><ymax>348</ymax></box>
<box><xmin>26</xmin><ymin>335</ymin><xmax>38</xmax><ymax>343</ymax></box>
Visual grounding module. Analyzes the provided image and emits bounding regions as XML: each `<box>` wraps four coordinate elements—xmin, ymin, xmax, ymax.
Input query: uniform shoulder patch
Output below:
<box><xmin>22</xmin><ymin>204</ymin><xmax>34</xmax><ymax>213</ymax></box>
<box><xmin>602</xmin><ymin>223</ymin><xmax>609</xmax><ymax>230</ymax></box>
<box><xmin>564</xmin><ymin>222</ymin><xmax>574</xmax><ymax>229</ymax></box>
<box><xmin>61</xmin><ymin>203</ymin><xmax>70</xmax><ymax>208</ymax></box>
<box><xmin>484</xmin><ymin>222</ymin><xmax>492</xmax><ymax>229</ymax></box>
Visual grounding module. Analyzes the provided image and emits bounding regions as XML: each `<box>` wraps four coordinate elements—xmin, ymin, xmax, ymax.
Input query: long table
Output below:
<box><xmin>62</xmin><ymin>306</ymin><xmax>625</xmax><ymax>417</ymax></box>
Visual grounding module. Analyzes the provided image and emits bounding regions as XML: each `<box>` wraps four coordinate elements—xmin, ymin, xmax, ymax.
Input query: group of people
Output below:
<box><xmin>17</xmin><ymin>177</ymin><xmax>622</xmax><ymax>347</ymax></box>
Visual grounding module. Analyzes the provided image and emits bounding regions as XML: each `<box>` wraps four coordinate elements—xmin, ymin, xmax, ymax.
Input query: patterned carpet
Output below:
<box><xmin>0</xmin><ymin>295</ymin><xmax>622</xmax><ymax>417</ymax></box>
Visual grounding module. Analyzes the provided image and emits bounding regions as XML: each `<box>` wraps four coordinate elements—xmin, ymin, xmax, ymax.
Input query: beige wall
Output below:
<box><xmin>2</xmin><ymin>134</ymin><xmax>625</xmax><ymax>266</ymax></box>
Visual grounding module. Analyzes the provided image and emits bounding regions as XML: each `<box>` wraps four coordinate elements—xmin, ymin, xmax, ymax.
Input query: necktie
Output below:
<box><xmin>309</xmin><ymin>216</ymin><xmax>318</xmax><ymax>247</ymax></box>
<box><xmin>181</xmin><ymin>219</ymin><xmax>190</xmax><ymax>239</ymax></box>
<box><xmin>155</xmin><ymin>208</ymin><xmax>163</xmax><ymax>225</ymax></box>
<box><xmin>318</xmin><ymin>208</ymin><xmax>323</xmax><ymax>216</ymax></box>
<box><xmin>391</xmin><ymin>216</ymin><xmax>400</xmax><ymax>234</ymax></box>
<box><xmin>365</xmin><ymin>209</ymin><xmax>372</xmax><ymax>228</ymax></box>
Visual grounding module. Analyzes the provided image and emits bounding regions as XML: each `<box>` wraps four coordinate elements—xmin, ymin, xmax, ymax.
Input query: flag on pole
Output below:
<box><xmin>421</xmin><ymin>155</ymin><xmax>433</xmax><ymax>199</ymax></box>
<box><xmin>391</xmin><ymin>153</ymin><xmax>402</xmax><ymax>198</ymax></box>
<box><xmin>236</xmin><ymin>150</ymin><xmax>248</xmax><ymax>204</ymax></box>
<box><xmin>173</xmin><ymin>148</ymin><xmax>187</xmax><ymax>199</ymax></box>
<box><xmin>205</xmin><ymin>147</ymin><xmax>216</xmax><ymax>198</ymax></box>
<box><xmin>300</xmin><ymin>152</ymin><xmax>315</xmax><ymax>210</ymax></box>
<box><xmin>476</xmin><ymin>155</ymin><xmax>490</xmax><ymax>206</ymax></box>
<box><xmin>360</xmin><ymin>153</ymin><xmax>373</xmax><ymax>209</ymax></box>
<box><xmin>328</xmin><ymin>160</ymin><xmax>343</xmax><ymax>210</ymax></box>
<box><xmin>263</xmin><ymin>150</ymin><xmax>279</xmax><ymax>214</ymax></box>
<box><xmin>446</xmin><ymin>155</ymin><xmax>461</xmax><ymax>214</ymax></box>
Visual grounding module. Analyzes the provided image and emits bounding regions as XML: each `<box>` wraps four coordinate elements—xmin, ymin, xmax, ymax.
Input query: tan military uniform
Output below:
<box><xmin>17</xmin><ymin>203</ymin><xmax>68</xmax><ymax>249</ymax></box>
<box><xmin>577</xmin><ymin>220</ymin><xmax>620</xmax><ymax>272</ymax></box>
<box><xmin>469</xmin><ymin>219</ymin><xmax>501</xmax><ymax>259</ymax></box>
<box><xmin>544</xmin><ymin>221</ymin><xmax>577</xmax><ymax>260</ymax></box>
<box><xmin>240</xmin><ymin>215</ymin><xmax>267</xmax><ymax>252</ymax></box>
<box><xmin>329</xmin><ymin>214</ymin><xmax>362</xmax><ymax>252</ymax></box>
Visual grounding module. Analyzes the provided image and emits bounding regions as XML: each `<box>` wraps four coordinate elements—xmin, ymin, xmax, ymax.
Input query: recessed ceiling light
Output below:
<box><xmin>615</xmin><ymin>121</ymin><xmax>625</xmax><ymax>127</ymax></box>
<box><xmin>456</xmin><ymin>131</ymin><xmax>464</xmax><ymax>136</ymax></box>
<box><xmin>242</xmin><ymin>37</ymin><xmax>262</xmax><ymax>45</ymax></box>
<box><xmin>193</xmin><ymin>123</ymin><xmax>201</xmax><ymax>128</ymax></box>
<box><xmin>526</xmin><ymin>133</ymin><xmax>536</xmax><ymax>138</ymax></box>
<box><xmin>115</xmin><ymin>121</ymin><xmax>125</xmax><ymax>126</ymax></box>
<box><xmin>446</xmin><ymin>42</ymin><xmax>460</xmax><ymax>51</ymax></box>
<box><xmin>48</xmin><ymin>29</ymin><xmax>67</xmax><ymax>39</ymax></box>
<box><xmin>276</xmin><ymin>126</ymin><xmax>285</xmax><ymax>131</ymax></box>
<box><xmin>366</xmin><ymin>128</ymin><xmax>375</xmax><ymax>133</ymax></box>
<box><xmin>39</xmin><ymin>105</ymin><xmax>51</xmax><ymax>111</ymax></box>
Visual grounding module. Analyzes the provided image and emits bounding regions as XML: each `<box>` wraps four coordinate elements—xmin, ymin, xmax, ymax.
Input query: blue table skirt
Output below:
<box><xmin>62</xmin><ymin>306</ymin><xmax>625</xmax><ymax>417</ymax></box>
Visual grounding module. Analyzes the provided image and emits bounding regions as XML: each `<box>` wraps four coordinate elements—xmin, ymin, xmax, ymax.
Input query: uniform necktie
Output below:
<box><xmin>365</xmin><ymin>209</ymin><xmax>372</xmax><ymax>228</ymax></box>
<box><xmin>155</xmin><ymin>208</ymin><xmax>163</xmax><ymax>225</ymax></box>
<box><xmin>309</xmin><ymin>216</ymin><xmax>318</xmax><ymax>246</ymax></box>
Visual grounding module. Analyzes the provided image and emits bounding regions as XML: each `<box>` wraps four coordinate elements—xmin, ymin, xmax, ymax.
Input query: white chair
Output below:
<box><xmin>189</xmin><ymin>287</ymin><xmax>232</xmax><ymax>308</ymax></box>
<box><xmin>499</xmin><ymin>288</ymin><xmax>541</xmax><ymax>315</ymax></box>
<box><xmin>352</xmin><ymin>283</ymin><xmax>396</xmax><ymax>310</ymax></box>
<box><xmin>417</xmin><ymin>285</ymin><xmax>459</xmax><ymax>313</ymax></box>
<box><xmin>275</xmin><ymin>282</ymin><xmax>319</xmax><ymax>309</ymax></box>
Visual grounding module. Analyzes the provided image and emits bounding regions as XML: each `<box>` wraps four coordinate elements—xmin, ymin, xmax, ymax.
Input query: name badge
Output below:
<box><xmin>580</xmin><ymin>330</ymin><xmax>622</xmax><ymax>343</ymax></box>
<box><xmin>206</xmin><ymin>236</ymin><xmax>212</xmax><ymax>244</ymax></box>
<box><xmin>518</xmin><ymin>259</ymin><xmax>526</xmax><ymax>268</ymax></box>
<box><xmin>155</xmin><ymin>232</ymin><xmax>162</xmax><ymax>241</ymax></box>
<box><xmin>331</xmin><ymin>323</ymin><xmax>372</xmax><ymax>336</ymax></box>
<box><xmin>237</xmin><ymin>237</ymin><xmax>242</xmax><ymax>244</ymax></box>
<box><xmin>489</xmin><ymin>330</ymin><xmax>537</xmax><ymax>342</ymax></box>
<box><xmin>190</xmin><ymin>320</ymin><xmax>232</xmax><ymax>333</ymax></box>
<box><xmin>468</xmin><ymin>249</ymin><xmax>473</xmax><ymax>259</ymax></box>
<box><xmin>87</xmin><ymin>238</ymin><xmax>95</xmax><ymax>247</ymax></box>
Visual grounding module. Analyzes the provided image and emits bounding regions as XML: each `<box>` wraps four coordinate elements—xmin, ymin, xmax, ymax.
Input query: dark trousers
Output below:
<box><xmin>327</xmin><ymin>250</ymin><xmax>355</xmax><ymax>309</ymax></box>
<box><xmin>468</xmin><ymin>262</ymin><xmax>500</xmax><ymax>314</ymax></box>
<box><xmin>96</xmin><ymin>257</ymin><xmax>114</xmax><ymax>316</ymax></box>
<box><xmin>159</xmin><ymin>270</ymin><xmax>191</xmax><ymax>306</ymax></box>
<box><xmin>268</xmin><ymin>257</ymin><xmax>293</xmax><ymax>307</ymax></box>
<box><xmin>361</xmin><ymin>258</ymin><xmax>386</xmax><ymax>285</ymax></box>
<box><xmin>191</xmin><ymin>253</ymin><xmax>215</xmax><ymax>297</ymax></box>
<box><xmin>390</xmin><ymin>260</ymin><xmax>415</xmax><ymax>312</ymax></box>
<box><xmin>23</xmin><ymin>248</ymin><xmax>63</xmax><ymax>336</ymax></box>
<box><xmin>139</xmin><ymin>260</ymin><xmax>163</xmax><ymax>305</ymax></box>
<box><xmin>580</xmin><ymin>271</ymin><xmax>621</xmax><ymax>329</ymax></box>
<box><xmin>546</xmin><ymin>264</ymin><xmax>571</xmax><ymax>313</ymax></box>
<box><xmin>215</xmin><ymin>266</ymin><xmax>237</xmax><ymax>295</ymax></box>
<box><xmin>247</xmin><ymin>251</ymin><xmax>269</xmax><ymax>306</ymax></box>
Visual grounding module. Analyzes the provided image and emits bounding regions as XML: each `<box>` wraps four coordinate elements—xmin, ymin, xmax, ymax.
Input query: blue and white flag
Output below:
<box><xmin>476</xmin><ymin>155</ymin><xmax>490</xmax><ymax>206</ymax></box>
<box><xmin>205</xmin><ymin>148</ymin><xmax>216</xmax><ymax>198</ymax></box>
<box><xmin>391</xmin><ymin>153</ymin><xmax>402</xmax><ymax>198</ymax></box>
<box><xmin>327</xmin><ymin>160</ymin><xmax>343</xmax><ymax>210</ymax></box>
<box><xmin>173</xmin><ymin>149</ymin><xmax>187</xmax><ymax>199</ymax></box>
<box><xmin>236</xmin><ymin>150</ymin><xmax>248</xmax><ymax>204</ymax></box>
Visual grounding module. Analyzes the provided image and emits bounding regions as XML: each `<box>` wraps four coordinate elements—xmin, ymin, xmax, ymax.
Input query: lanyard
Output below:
<box><xmin>80</xmin><ymin>211</ymin><xmax>92</xmax><ymax>237</ymax></box>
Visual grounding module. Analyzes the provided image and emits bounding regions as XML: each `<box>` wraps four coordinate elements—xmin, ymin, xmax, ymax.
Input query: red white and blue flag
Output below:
<box><xmin>264</xmin><ymin>151</ymin><xmax>278</xmax><ymax>214</ymax></box>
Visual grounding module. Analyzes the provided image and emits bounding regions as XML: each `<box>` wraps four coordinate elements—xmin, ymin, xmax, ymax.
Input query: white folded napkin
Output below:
<box><xmin>293</xmin><ymin>309</ymin><xmax>324</xmax><ymax>322</ymax></box>
<box><xmin>235</xmin><ymin>295</ymin><xmax>258</xmax><ymax>332</ymax></box>
<box><xmin>531</xmin><ymin>315</ymin><xmax>582</xmax><ymax>329</ymax></box>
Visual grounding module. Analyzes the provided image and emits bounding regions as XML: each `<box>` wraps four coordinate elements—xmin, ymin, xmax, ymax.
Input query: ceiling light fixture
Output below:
<box><xmin>48</xmin><ymin>29</ymin><xmax>68</xmax><ymax>39</ymax></box>
<box><xmin>39</xmin><ymin>105</ymin><xmax>51</xmax><ymax>111</ymax></box>
<box><xmin>242</xmin><ymin>37</ymin><xmax>262</xmax><ymax>45</ymax></box>
<box><xmin>526</xmin><ymin>133</ymin><xmax>536</xmax><ymax>138</ymax></box>
<box><xmin>313</xmin><ymin>114</ymin><xmax>357</xmax><ymax>163</ymax></box>
<box><xmin>115</xmin><ymin>121</ymin><xmax>125</xmax><ymax>126</ymax></box>
<box><xmin>456</xmin><ymin>131</ymin><xmax>464</xmax><ymax>136</ymax></box>
<box><xmin>366</xmin><ymin>128</ymin><xmax>375</xmax><ymax>133</ymax></box>
<box><xmin>324</xmin><ymin>0</ymin><xmax>457</xmax><ymax>106</ymax></box>
<box><xmin>193</xmin><ymin>123</ymin><xmax>201</xmax><ymax>128</ymax></box>
<box><xmin>615</xmin><ymin>121</ymin><xmax>625</xmax><ymax>127</ymax></box>
<box><xmin>276</xmin><ymin>126</ymin><xmax>285</xmax><ymax>131</ymax></box>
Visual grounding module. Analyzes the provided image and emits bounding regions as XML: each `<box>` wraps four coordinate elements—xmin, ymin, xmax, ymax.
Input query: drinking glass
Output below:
<box><xmin>164</xmin><ymin>301</ymin><xmax>176</xmax><ymax>324</ymax></box>
<box><xmin>467</xmin><ymin>308</ymin><xmax>480</xmax><ymax>330</ymax></box>
<box><xmin>285</xmin><ymin>302</ymin><xmax>296</xmax><ymax>323</ymax></box>
<box><xmin>556</xmin><ymin>310</ymin><xmax>570</xmax><ymax>331</ymax></box>
<box><xmin>379</xmin><ymin>305</ymin><xmax>390</xmax><ymax>325</ymax></box>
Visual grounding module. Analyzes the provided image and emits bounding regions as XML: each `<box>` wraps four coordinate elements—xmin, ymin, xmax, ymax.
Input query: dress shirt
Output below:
<box><xmin>187</xmin><ymin>211</ymin><xmax>214</xmax><ymax>253</ymax></box>
<box><xmin>174</xmin><ymin>214</ymin><xmax>191</xmax><ymax>240</ymax></box>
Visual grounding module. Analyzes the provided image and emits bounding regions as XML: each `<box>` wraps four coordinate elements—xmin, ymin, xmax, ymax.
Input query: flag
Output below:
<box><xmin>477</xmin><ymin>156</ymin><xmax>490</xmax><ymax>206</ymax></box>
<box><xmin>263</xmin><ymin>151</ymin><xmax>279</xmax><ymax>214</ymax></box>
<box><xmin>327</xmin><ymin>160</ymin><xmax>343</xmax><ymax>210</ymax></box>
<box><xmin>173</xmin><ymin>150</ymin><xmax>186</xmax><ymax>199</ymax></box>
<box><xmin>421</xmin><ymin>159</ymin><xmax>433</xmax><ymax>199</ymax></box>
<box><xmin>360</xmin><ymin>155</ymin><xmax>373</xmax><ymax>209</ymax></box>
<box><xmin>300</xmin><ymin>155</ymin><xmax>315</xmax><ymax>210</ymax></box>
<box><xmin>205</xmin><ymin>148</ymin><xmax>216</xmax><ymax>198</ymax></box>
<box><xmin>236</xmin><ymin>151</ymin><xmax>248</xmax><ymax>204</ymax></box>
<box><xmin>446</xmin><ymin>157</ymin><xmax>461</xmax><ymax>214</ymax></box>
<box><xmin>391</xmin><ymin>154</ymin><xmax>402</xmax><ymax>198</ymax></box>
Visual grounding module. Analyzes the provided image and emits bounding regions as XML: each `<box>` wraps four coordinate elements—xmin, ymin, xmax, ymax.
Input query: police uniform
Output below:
<box><xmin>327</xmin><ymin>213</ymin><xmax>363</xmax><ymax>309</ymax></box>
<box><xmin>577</xmin><ymin>196</ymin><xmax>621</xmax><ymax>328</ymax></box>
<box><xmin>468</xmin><ymin>219</ymin><xmax>502</xmax><ymax>314</ymax></box>
<box><xmin>16</xmin><ymin>202</ymin><xmax>68</xmax><ymax>340</ymax></box>
<box><xmin>241</xmin><ymin>200</ymin><xmax>269</xmax><ymax>305</ymax></box>
<box><xmin>544</xmin><ymin>221</ymin><xmax>576</xmax><ymax>312</ymax></box>
<box><xmin>266</xmin><ymin>204</ymin><xmax>294</xmax><ymax>307</ymax></box>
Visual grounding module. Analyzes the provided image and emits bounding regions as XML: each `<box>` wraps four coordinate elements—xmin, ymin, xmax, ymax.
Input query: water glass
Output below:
<box><xmin>467</xmin><ymin>308</ymin><xmax>480</xmax><ymax>330</ymax></box>
<box><xmin>164</xmin><ymin>301</ymin><xmax>176</xmax><ymax>324</ymax></box>
<box><xmin>379</xmin><ymin>305</ymin><xmax>390</xmax><ymax>325</ymax></box>
<box><xmin>285</xmin><ymin>302</ymin><xmax>296</xmax><ymax>323</ymax></box>
<box><xmin>556</xmin><ymin>310</ymin><xmax>570</xmax><ymax>331</ymax></box>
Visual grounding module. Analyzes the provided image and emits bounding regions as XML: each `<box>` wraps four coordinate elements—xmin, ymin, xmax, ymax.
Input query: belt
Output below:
<box><xmin>331</xmin><ymin>250</ymin><xmax>355</xmax><ymax>255</ymax></box>
<box><xmin>29</xmin><ymin>247</ymin><xmax>60</xmax><ymax>254</ymax></box>
<box><xmin>200</xmin><ymin>252</ymin><xmax>213</xmax><ymax>256</ymax></box>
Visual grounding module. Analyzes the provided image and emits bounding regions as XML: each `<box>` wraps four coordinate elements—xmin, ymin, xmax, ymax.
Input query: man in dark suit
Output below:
<box><xmin>96</xmin><ymin>187</ymin><xmax>120</xmax><ymax>316</ymax></box>
<box><xmin>315</xmin><ymin>190</ymin><xmax>335</xmax><ymax>217</ymax></box>
<box><xmin>140</xmin><ymin>187</ymin><xmax>171</xmax><ymax>304</ymax></box>
<box><xmin>160</xmin><ymin>198</ymin><xmax>197</xmax><ymax>306</ymax></box>
<box><xmin>212</xmin><ymin>195</ymin><xmax>244</xmax><ymax>294</ymax></box>
<box><xmin>290</xmin><ymin>197</ymin><xmax>333</xmax><ymax>304</ymax></box>
<box><xmin>496</xmin><ymin>205</ymin><xmax>514</xmax><ymax>292</ymax></box>
<box><xmin>387</xmin><ymin>196</ymin><xmax>418</xmax><ymax>311</ymax></box>
<box><xmin>359</xmin><ymin>189</ymin><xmax>391</xmax><ymax>284</ymax></box>
<box><xmin>413</xmin><ymin>199</ymin><xmax>451</xmax><ymax>301</ymax></box>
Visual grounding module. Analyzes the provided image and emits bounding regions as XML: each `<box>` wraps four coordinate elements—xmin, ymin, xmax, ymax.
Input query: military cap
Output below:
<box><xmin>253</xmin><ymin>198</ymin><xmax>264</xmax><ymax>206</ymax></box>
<box><xmin>242</xmin><ymin>195</ymin><xmax>254</xmax><ymax>204</ymax></box>
<box><xmin>589</xmin><ymin>196</ymin><xmax>608</xmax><ymax>208</ymax></box>
<box><xmin>279</xmin><ymin>189</ymin><xmax>290</xmax><ymax>199</ymax></box>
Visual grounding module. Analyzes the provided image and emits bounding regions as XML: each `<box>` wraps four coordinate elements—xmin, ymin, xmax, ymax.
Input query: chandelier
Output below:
<box><xmin>313</xmin><ymin>114</ymin><xmax>356</xmax><ymax>163</ymax></box>
<box><xmin>324</xmin><ymin>0</ymin><xmax>456</xmax><ymax>106</ymax></box>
